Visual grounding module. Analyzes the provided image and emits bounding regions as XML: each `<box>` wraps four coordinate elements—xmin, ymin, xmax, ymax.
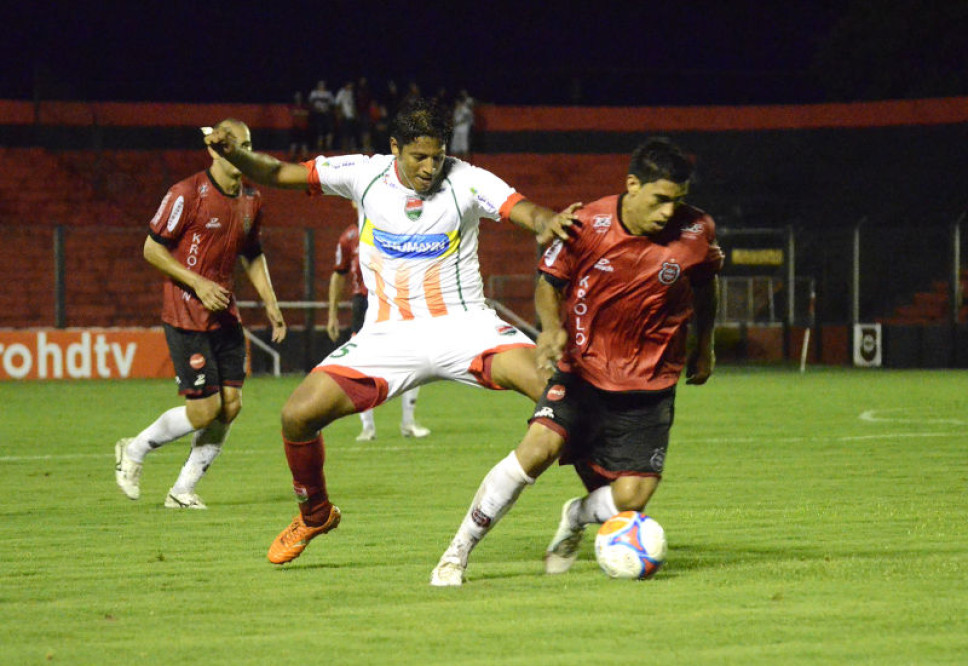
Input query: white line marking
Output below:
<box><xmin>859</xmin><ymin>409</ymin><xmax>967</xmax><ymax>425</ymax></box>
<box><xmin>2</xmin><ymin>430</ymin><xmax>964</xmax><ymax>463</ymax></box>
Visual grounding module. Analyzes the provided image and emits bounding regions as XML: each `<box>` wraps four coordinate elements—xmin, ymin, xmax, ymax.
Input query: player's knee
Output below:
<box><xmin>611</xmin><ymin>477</ymin><xmax>659</xmax><ymax>512</ymax></box>
<box><xmin>186</xmin><ymin>395</ymin><xmax>222</xmax><ymax>429</ymax></box>
<box><xmin>221</xmin><ymin>394</ymin><xmax>242</xmax><ymax>423</ymax></box>
<box><xmin>280</xmin><ymin>396</ymin><xmax>327</xmax><ymax>438</ymax></box>
<box><xmin>515</xmin><ymin>425</ymin><xmax>564</xmax><ymax>476</ymax></box>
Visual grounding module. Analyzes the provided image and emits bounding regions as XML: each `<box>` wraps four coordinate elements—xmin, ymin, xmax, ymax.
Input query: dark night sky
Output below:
<box><xmin>4</xmin><ymin>1</ymin><xmax>967</xmax><ymax>107</ymax></box>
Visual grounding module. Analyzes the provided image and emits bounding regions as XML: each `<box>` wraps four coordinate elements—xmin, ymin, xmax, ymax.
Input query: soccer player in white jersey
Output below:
<box><xmin>205</xmin><ymin>97</ymin><xmax>578</xmax><ymax>565</ymax></box>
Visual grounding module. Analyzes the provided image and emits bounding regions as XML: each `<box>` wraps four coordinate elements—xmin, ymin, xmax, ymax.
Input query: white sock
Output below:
<box><xmin>359</xmin><ymin>409</ymin><xmax>375</xmax><ymax>431</ymax></box>
<box><xmin>443</xmin><ymin>452</ymin><xmax>535</xmax><ymax>564</ymax></box>
<box><xmin>400</xmin><ymin>387</ymin><xmax>419</xmax><ymax>426</ymax></box>
<box><xmin>128</xmin><ymin>406</ymin><xmax>196</xmax><ymax>463</ymax></box>
<box><xmin>576</xmin><ymin>485</ymin><xmax>619</xmax><ymax>526</ymax></box>
<box><xmin>170</xmin><ymin>421</ymin><xmax>230</xmax><ymax>494</ymax></box>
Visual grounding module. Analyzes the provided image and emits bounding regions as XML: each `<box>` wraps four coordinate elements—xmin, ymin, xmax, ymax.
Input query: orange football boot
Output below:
<box><xmin>267</xmin><ymin>506</ymin><xmax>341</xmax><ymax>564</ymax></box>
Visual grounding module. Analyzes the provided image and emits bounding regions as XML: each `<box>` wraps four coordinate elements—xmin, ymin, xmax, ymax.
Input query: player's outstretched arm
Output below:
<box><xmin>204</xmin><ymin>126</ymin><xmax>309</xmax><ymax>189</ymax></box>
<box><xmin>508</xmin><ymin>200</ymin><xmax>582</xmax><ymax>245</ymax></box>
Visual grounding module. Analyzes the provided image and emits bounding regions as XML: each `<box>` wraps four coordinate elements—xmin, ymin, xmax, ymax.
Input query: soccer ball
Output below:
<box><xmin>594</xmin><ymin>512</ymin><xmax>667</xmax><ymax>579</ymax></box>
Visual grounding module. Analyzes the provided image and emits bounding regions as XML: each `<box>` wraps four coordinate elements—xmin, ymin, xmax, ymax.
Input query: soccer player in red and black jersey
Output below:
<box><xmin>432</xmin><ymin>138</ymin><xmax>723</xmax><ymax>585</ymax></box>
<box><xmin>114</xmin><ymin>118</ymin><xmax>287</xmax><ymax>510</ymax></box>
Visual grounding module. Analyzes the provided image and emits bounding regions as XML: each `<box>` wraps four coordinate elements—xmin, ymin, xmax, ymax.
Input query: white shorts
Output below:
<box><xmin>316</xmin><ymin>308</ymin><xmax>534</xmax><ymax>403</ymax></box>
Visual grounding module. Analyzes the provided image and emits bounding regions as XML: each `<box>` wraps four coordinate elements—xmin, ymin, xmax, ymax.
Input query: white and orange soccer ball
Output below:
<box><xmin>594</xmin><ymin>511</ymin><xmax>667</xmax><ymax>579</ymax></box>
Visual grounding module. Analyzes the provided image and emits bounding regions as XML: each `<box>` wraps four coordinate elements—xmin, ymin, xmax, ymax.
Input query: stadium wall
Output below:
<box><xmin>1</xmin><ymin>98</ymin><xmax>966</xmax><ymax>369</ymax></box>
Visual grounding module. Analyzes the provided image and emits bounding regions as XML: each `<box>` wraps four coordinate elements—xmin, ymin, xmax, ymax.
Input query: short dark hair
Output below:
<box><xmin>629</xmin><ymin>137</ymin><xmax>693</xmax><ymax>184</ymax></box>
<box><xmin>390</xmin><ymin>96</ymin><xmax>453</xmax><ymax>147</ymax></box>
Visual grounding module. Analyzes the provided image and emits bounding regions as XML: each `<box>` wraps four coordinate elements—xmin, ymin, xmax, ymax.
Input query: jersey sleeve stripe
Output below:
<box><xmin>303</xmin><ymin>159</ymin><xmax>322</xmax><ymax>195</ymax></box>
<box><xmin>498</xmin><ymin>192</ymin><xmax>526</xmax><ymax>221</ymax></box>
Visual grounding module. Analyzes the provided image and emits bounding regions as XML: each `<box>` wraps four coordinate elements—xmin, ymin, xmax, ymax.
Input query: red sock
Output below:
<box><xmin>283</xmin><ymin>435</ymin><xmax>332</xmax><ymax>525</ymax></box>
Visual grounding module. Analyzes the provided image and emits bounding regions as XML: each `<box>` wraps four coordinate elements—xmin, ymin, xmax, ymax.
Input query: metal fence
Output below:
<box><xmin>2</xmin><ymin>218</ymin><xmax>965</xmax><ymax>367</ymax></box>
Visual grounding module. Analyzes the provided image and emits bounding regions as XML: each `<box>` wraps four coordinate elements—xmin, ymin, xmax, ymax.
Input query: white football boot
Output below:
<box><xmin>430</xmin><ymin>556</ymin><xmax>466</xmax><ymax>587</ymax></box>
<box><xmin>400</xmin><ymin>422</ymin><xmax>431</xmax><ymax>438</ymax></box>
<box><xmin>164</xmin><ymin>490</ymin><xmax>208</xmax><ymax>509</ymax></box>
<box><xmin>544</xmin><ymin>497</ymin><xmax>585</xmax><ymax>574</ymax></box>
<box><xmin>355</xmin><ymin>427</ymin><xmax>377</xmax><ymax>442</ymax></box>
<box><xmin>114</xmin><ymin>438</ymin><xmax>142</xmax><ymax>500</ymax></box>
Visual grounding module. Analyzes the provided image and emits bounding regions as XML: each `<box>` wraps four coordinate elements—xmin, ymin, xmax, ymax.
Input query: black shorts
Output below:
<box><xmin>530</xmin><ymin>370</ymin><xmax>675</xmax><ymax>478</ymax></box>
<box><xmin>351</xmin><ymin>294</ymin><xmax>368</xmax><ymax>334</ymax></box>
<box><xmin>163</xmin><ymin>322</ymin><xmax>246</xmax><ymax>398</ymax></box>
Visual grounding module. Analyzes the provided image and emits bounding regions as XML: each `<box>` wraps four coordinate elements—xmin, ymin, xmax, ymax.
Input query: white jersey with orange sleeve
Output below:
<box><xmin>306</xmin><ymin>154</ymin><xmax>524</xmax><ymax>326</ymax></box>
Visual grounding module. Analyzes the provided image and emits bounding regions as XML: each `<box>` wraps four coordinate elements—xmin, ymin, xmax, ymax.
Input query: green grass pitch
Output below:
<box><xmin>1</xmin><ymin>367</ymin><xmax>966</xmax><ymax>664</ymax></box>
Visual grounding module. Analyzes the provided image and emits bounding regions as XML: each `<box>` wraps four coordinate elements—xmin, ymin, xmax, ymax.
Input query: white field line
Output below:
<box><xmin>2</xmin><ymin>428</ymin><xmax>965</xmax><ymax>463</ymax></box>
<box><xmin>859</xmin><ymin>409</ymin><xmax>967</xmax><ymax>426</ymax></box>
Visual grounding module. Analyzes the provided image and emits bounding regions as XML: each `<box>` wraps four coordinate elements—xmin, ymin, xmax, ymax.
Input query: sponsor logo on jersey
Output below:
<box><xmin>199</xmin><ymin>183</ymin><xmax>209</xmax><ymax>197</ymax></box>
<box><xmin>205</xmin><ymin>217</ymin><xmax>221</xmax><ymax>229</ymax></box>
<box><xmin>658</xmin><ymin>260</ymin><xmax>681</xmax><ymax>285</ymax></box>
<box><xmin>404</xmin><ymin>196</ymin><xmax>423</xmax><ymax>221</ymax></box>
<box><xmin>321</xmin><ymin>157</ymin><xmax>357</xmax><ymax>170</ymax></box>
<box><xmin>151</xmin><ymin>192</ymin><xmax>172</xmax><ymax>228</ymax></box>
<box><xmin>543</xmin><ymin>239</ymin><xmax>564</xmax><ymax>267</ymax></box>
<box><xmin>593</xmin><ymin>214</ymin><xmax>612</xmax><ymax>232</ymax></box>
<box><xmin>546</xmin><ymin>385</ymin><xmax>566</xmax><ymax>401</ymax></box>
<box><xmin>650</xmin><ymin>449</ymin><xmax>666</xmax><ymax>472</ymax></box>
<box><xmin>533</xmin><ymin>406</ymin><xmax>555</xmax><ymax>419</ymax></box>
<box><xmin>594</xmin><ymin>258</ymin><xmax>614</xmax><ymax>272</ymax></box>
<box><xmin>189</xmin><ymin>353</ymin><xmax>206</xmax><ymax>370</ymax></box>
<box><xmin>372</xmin><ymin>229</ymin><xmax>451</xmax><ymax>259</ymax></box>
<box><xmin>471</xmin><ymin>188</ymin><xmax>499</xmax><ymax>216</ymax></box>
<box><xmin>193</xmin><ymin>373</ymin><xmax>206</xmax><ymax>387</ymax></box>
<box><xmin>166</xmin><ymin>195</ymin><xmax>185</xmax><ymax>232</ymax></box>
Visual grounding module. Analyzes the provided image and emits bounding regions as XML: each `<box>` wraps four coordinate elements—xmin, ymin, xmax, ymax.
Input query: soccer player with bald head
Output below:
<box><xmin>115</xmin><ymin>119</ymin><xmax>287</xmax><ymax>509</ymax></box>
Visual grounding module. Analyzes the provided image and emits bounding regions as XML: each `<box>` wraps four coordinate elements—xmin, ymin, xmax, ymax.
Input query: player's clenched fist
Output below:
<box><xmin>201</xmin><ymin>125</ymin><xmax>237</xmax><ymax>156</ymax></box>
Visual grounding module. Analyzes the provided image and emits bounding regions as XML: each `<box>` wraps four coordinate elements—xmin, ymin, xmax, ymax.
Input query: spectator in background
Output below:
<box><xmin>308</xmin><ymin>80</ymin><xmax>335</xmax><ymax>151</ymax></box>
<box><xmin>451</xmin><ymin>90</ymin><xmax>475</xmax><ymax>157</ymax></box>
<box><xmin>114</xmin><ymin>118</ymin><xmax>287</xmax><ymax>510</ymax></box>
<box><xmin>328</xmin><ymin>206</ymin><xmax>430</xmax><ymax>441</ymax></box>
<box><xmin>369</xmin><ymin>97</ymin><xmax>390</xmax><ymax>153</ymax></box>
<box><xmin>355</xmin><ymin>77</ymin><xmax>373</xmax><ymax>152</ymax></box>
<box><xmin>384</xmin><ymin>80</ymin><xmax>401</xmax><ymax>121</ymax></box>
<box><xmin>288</xmin><ymin>91</ymin><xmax>311</xmax><ymax>160</ymax></box>
<box><xmin>402</xmin><ymin>80</ymin><xmax>421</xmax><ymax>108</ymax></box>
<box><xmin>335</xmin><ymin>81</ymin><xmax>358</xmax><ymax>152</ymax></box>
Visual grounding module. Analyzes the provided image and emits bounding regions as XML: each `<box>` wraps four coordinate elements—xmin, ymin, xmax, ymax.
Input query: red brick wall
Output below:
<box><xmin>1</xmin><ymin>148</ymin><xmax>626</xmax><ymax>328</ymax></box>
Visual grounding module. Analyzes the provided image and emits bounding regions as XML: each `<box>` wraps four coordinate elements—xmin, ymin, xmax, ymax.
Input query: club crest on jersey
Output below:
<box><xmin>242</xmin><ymin>214</ymin><xmax>253</xmax><ymax>234</ymax></box>
<box><xmin>658</xmin><ymin>260</ymin><xmax>681</xmax><ymax>285</ymax></box>
<box><xmin>404</xmin><ymin>196</ymin><xmax>423</xmax><ymax>221</ymax></box>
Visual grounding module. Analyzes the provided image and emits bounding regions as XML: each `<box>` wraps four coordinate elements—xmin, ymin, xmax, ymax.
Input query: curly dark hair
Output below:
<box><xmin>390</xmin><ymin>96</ymin><xmax>453</xmax><ymax>147</ymax></box>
